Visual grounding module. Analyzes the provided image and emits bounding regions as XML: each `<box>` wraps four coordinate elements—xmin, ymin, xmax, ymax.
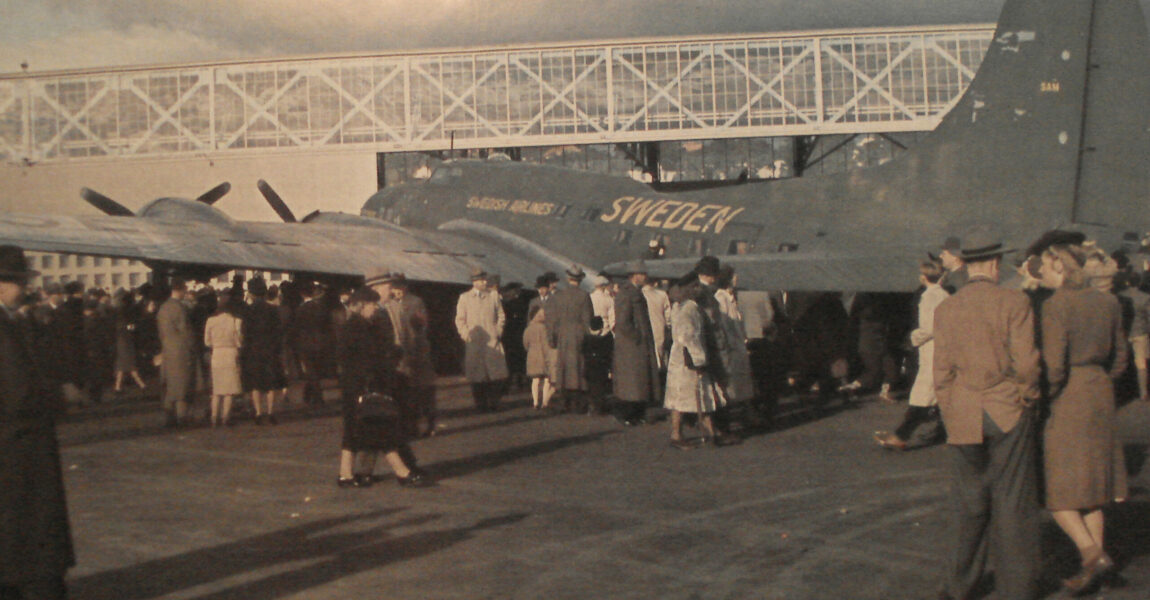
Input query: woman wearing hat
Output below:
<box><xmin>1035</xmin><ymin>241</ymin><xmax>1128</xmax><ymax>592</ymax></box>
<box><xmin>663</xmin><ymin>272</ymin><xmax>735</xmax><ymax>448</ymax></box>
<box><xmin>337</xmin><ymin>287</ymin><xmax>425</xmax><ymax>488</ymax></box>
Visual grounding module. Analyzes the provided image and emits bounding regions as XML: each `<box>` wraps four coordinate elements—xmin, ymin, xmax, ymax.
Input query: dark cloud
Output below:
<box><xmin>9</xmin><ymin>0</ymin><xmax>1150</xmax><ymax>71</ymax></box>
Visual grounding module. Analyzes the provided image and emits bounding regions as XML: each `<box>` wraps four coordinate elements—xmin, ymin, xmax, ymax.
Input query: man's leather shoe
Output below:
<box><xmin>352</xmin><ymin>474</ymin><xmax>374</xmax><ymax>488</ymax></box>
<box><xmin>336</xmin><ymin>477</ymin><xmax>356</xmax><ymax>488</ymax></box>
<box><xmin>874</xmin><ymin>431</ymin><xmax>908</xmax><ymax>451</ymax></box>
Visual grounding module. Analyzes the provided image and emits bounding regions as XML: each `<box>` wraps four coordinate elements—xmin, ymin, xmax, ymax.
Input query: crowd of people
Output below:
<box><xmin>1</xmin><ymin>219</ymin><xmax>1147</xmax><ymax>598</ymax></box>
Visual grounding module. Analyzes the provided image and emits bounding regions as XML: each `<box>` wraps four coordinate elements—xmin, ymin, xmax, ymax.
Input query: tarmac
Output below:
<box><xmin>56</xmin><ymin>381</ymin><xmax>1150</xmax><ymax>600</ymax></box>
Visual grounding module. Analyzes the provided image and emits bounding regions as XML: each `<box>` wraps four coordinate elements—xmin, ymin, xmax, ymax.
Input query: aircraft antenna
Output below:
<box><xmin>1070</xmin><ymin>0</ymin><xmax>1099</xmax><ymax>225</ymax></box>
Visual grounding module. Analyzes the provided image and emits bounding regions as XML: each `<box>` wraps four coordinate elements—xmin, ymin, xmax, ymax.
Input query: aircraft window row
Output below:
<box><xmin>728</xmin><ymin>240</ymin><xmax>750</xmax><ymax>255</ymax></box>
<box><xmin>553</xmin><ymin>204</ymin><xmax>571</xmax><ymax>218</ymax></box>
<box><xmin>582</xmin><ymin>207</ymin><xmax>602</xmax><ymax>221</ymax></box>
<box><xmin>614</xmin><ymin>230</ymin><xmax>632</xmax><ymax>245</ymax></box>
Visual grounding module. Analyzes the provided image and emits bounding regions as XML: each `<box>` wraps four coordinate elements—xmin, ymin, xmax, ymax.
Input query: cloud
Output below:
<box><xmin>10</xmin><ymin>0</ymin><xmax>1150</xmax><ymax>73</ymax></box>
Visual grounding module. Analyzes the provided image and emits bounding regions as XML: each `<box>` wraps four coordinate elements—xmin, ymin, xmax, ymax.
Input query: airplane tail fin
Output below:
<box><xmin>913</xmin><ymin>0</ymin><xmax>1150</xmax><ymax>236</ymax></box>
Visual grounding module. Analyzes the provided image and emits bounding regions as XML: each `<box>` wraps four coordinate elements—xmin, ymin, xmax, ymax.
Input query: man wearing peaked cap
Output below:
<box><xmin>0</xmin><ymin>246</ymin><xmax>75</xmax><ymax>600</ymax></box>
<box><xmin>931</xmin><ymin>225</ymin><xmax>1040</xmax><ymax>600</ymax></box>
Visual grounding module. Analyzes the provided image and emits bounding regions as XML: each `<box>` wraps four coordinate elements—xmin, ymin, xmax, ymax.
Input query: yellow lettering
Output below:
<box><xmin>600</xmin><ymin>196</ymin><xmax>632</xmax><ymax>223</ymax></box>
<box><xmin>645</xmin><ymin>200</ymin><xmax>677</xmax><ymax>228</ymax></box>
<box><xmin>706</xmin><ymin>206</ymin><xmax>746</xmax><ymax>234</ymax></box>
<box><xmin>509</xmin><ymin>200</ymin><xmax>530</xmax><ymax>213</ymax></box>
<box><xmin>621</xmin><ymin>198</ymin><xmax>658</xmax><ymax>225</ymax></box>
<box><xmin>684</xmin><ymin>205</ymin><xmax>715</xmax><ymax>232</ymax></box>
<box><xmin>662</xmin><ymin>202</ymin><xmax>698</xmax><ymax>229</ymax></box>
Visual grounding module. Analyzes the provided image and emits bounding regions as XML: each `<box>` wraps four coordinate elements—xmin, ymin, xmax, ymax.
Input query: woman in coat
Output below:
<box><xmin>714</xmin><ymin>266</ymin><xmax>755</xmax><ymax>403</ymax></box>
<box><xmin>112</xmin><ymin>292</ymin><xmax>147</xmax><ymax>394</ymax></box>
<box><xmin>664</xmin><ymin>272</ymin><xmax>734</xmax><ymax>448</ymax></box>
<box><xmin>1036</xmin><ymin>242</ymin><xmax>1128</xmax><ymax>593</ymax></box>
<box><xmin>337</xmin><ymin>288</ymin><xmax>424</xmax><ymax>488</ymax></box>
<box><xmin>203</xmin><ymin>292</ymin><xmax>243</xmax><ymax>427</ymax></box>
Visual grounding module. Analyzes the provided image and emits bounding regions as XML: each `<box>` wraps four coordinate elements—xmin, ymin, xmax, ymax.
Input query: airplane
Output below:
<box><xmin>0</xmin><ymin>0</ymin><xmax>1147</xmax><ymax>297</ymax></box>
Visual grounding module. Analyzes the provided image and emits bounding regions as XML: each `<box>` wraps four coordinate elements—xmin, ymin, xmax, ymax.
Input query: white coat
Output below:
<box><xmin>455</xmin><ymin>288</ymin><xmax>509</xmax><ymax>383</ymax></box>
<box><xmin>909</xmin><ymin>283</ymin><xmax>949</xmax><ymax>407</ymax></box>
<box><xmin>664</xmin><ymin>300</ymin><xmax>726</xmax><ymax>413</ymax></box>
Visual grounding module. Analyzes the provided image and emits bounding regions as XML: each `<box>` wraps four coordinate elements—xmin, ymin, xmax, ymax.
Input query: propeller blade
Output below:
<box><xmin>196</xmin><ymin>182</ymin><xmax>231</xmax><ymax>205</ymax></box>
<box><xmin>256</xmin><ymin>179</ymin><xmax>297</xmax><ymax>223</ymax></box>
<box><xmin>81</xmin><ymin>188</ymin><xmax>135</xmax><ymax>217</ymax></box>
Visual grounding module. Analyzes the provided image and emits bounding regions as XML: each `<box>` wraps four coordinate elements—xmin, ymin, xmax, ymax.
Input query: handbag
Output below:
<box><xmin>356</xmin><ymin>391</ymin><xmax>399</xmax><ymax>420</ymax></box>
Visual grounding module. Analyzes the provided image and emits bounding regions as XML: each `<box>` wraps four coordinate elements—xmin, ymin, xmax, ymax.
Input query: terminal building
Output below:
<box><xmin>0</xmin><ymin>23</ymin><xmax>994</xmax><ymax>288</ymax></box>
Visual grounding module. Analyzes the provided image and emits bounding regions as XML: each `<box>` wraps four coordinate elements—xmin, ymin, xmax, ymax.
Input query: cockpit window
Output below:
<box><xmin>428</xmin><ymin>166</ymin><xmax>463</xmax><ymax>183</ymax></box>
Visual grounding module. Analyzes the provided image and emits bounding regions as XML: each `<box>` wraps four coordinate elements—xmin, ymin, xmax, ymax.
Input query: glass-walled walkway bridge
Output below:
<box><xmin>0</xmin><ymin>24</ymin><xmax>993</xmax><ymax>164</ymax></box>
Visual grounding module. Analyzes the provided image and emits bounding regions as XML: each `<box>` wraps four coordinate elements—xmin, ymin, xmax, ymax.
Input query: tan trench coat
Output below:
<box><xmin>454</xmin><ymin>289</ymin><xmax>508</xmax><ymax>383</ymax></box>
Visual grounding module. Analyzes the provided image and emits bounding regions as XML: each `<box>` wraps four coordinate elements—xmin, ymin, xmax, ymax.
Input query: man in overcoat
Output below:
<box><xmin>544</xmin><ymin>266</ymin><xmax>594</xmax><ymax>412</ymax></box>
<box><xmin>157</xmin><ymin>279</ymin><xmax>197</xmax><ymax>427</ymax></box>
<box><xmin>291</xmin><ymin>282</ymin><xmax>334</xmax><ymax>407</ymax></box>
<box><xmin>932</xmin><ymin>227</ymin><xmax>1042</xmax><ymax>600</ymax></box>
<box><xmin>611</xmin><ymin>261</ymin><xmax>660</xmax><ymax>425</ymax></box>
<box><xmin>369</xmin><ymin>269</ymin><xmax>438</xmax><ymax>436</ymax></box>
<box><xmin>0</xmin><ymin>246</ymin><xmax>74</xmax><ymax>600</ymax></box>
<box><xmin>454</xmin><ymin>269</ymin><xmax>508</xmax><ymax>411</ymax></box>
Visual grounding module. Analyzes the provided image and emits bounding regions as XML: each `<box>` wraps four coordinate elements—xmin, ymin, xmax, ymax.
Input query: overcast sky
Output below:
<box><xmin>6</xmin><ymin>1</ymin><xmax>1150</xmax><ymax>74</ymax></box>
<box><xmin>0</xmin><ymin>0</ymin><xmax>1021</xmax><ymax>73</ymax></box>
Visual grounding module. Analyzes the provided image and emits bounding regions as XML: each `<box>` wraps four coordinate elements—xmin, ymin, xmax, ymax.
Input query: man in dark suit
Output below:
<box><xmin>0</xmin><ymin>246</ymin><xmax>74</xmax><ymax>600</ymax></box>
<box><xmin>291</xmin><ymin>282</ymin><xmax>334</xmax><ymax>407</ymax></box>
<box><xmin>932</xmin><ymin>227</ymin><xmax>1042</xmax><ymax>600</ymax></box>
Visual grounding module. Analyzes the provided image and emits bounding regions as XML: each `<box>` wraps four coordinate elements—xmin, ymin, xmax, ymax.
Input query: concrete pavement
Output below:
<box><xmin>56</xmin><ymin>383</ymin><xmax>1150</xmax><ymax>599</ymax></box>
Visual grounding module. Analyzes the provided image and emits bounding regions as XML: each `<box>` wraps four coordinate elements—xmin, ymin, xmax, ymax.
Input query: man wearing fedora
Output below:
<box><xmin>454</xmin><ymin>269</ymin><xmax>508</xmax><ymax>412</ymax></box>
<box><xmin>368</xmin><ymin>269</ymin><xmax>438</xmax><ymax>437</ymax></box>
<box><xmin>932</xmin><ymin>226</ymin><xmax>1041</xmax><ymax>600</ymax></box>
<box><xmin>157</xmin><ymin>278</ymin><xmax>198</xmax><ymax>427</ymax></box>
<box><xmin>544</xmin><ymin>265</ymin><xmax>594</xmax><ymax>413</ymax></box>
<box><xmin>611</xmin><ymin>260</ymin><xmax>660</xmax><ymax>425</ymax></box>
<box><xmin>0</xmin><ymin>246</ymin><xmax>74</xmax><ymax>600</ymax></box>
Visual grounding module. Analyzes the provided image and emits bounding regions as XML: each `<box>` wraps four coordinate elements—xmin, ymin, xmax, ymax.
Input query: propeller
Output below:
<box><xmin>256</xmin><ymin>179</ymin><xmax>298</xmax><ymax>223</ymax></box>
<box><xmin>81</xmin><ymin>187</ymin><xmax>135</xmax><ymax>217</ymax></box>
<box><xmin>195</xmin><ymin>182</ymin><xmax>232</xmax><ymax>205</ymax></box>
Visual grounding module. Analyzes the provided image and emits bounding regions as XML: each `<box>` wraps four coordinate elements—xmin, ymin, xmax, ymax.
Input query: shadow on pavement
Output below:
<box><xmin>426</xmin><ymin>430</ymin><xmax>622</xmax><ymax>482</ymax></box>
<box><xmin>69</xmin><ymin>509</ymin><xmax>528</xmax><ymax>600</ymax></box>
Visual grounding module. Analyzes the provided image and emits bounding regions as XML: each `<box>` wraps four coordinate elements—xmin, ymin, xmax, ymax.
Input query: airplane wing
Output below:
<box><xmin>606</xmin><ymin>247</ymin><xmax>929</xmax><ymax>293</ymax></box>
<box><xmin>0</xmin><ymin>210</ymin><xmax>565</xmax><ymax>287</ymax></box>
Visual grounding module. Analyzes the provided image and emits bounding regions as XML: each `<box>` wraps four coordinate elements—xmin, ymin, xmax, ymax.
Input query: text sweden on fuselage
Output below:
<box><xmin>467</xmin><ymin>195</ymin><xmax>746</xmax><ymax>235</ymax></box>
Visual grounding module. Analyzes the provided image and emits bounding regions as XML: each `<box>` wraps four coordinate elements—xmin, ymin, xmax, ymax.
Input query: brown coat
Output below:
<box><xmin>1041</xmin><ymin>284</ymin><xmax>1128</xmax><ymax>509</ymax></box>
<box><xmin>933</xmin><ymin>277</ymin><xmax>1041</xmax><ymax>445</ymax></box>
<box><xmin>544</xmin><ymin>285</ymin><xmax>593</xmax><ymax>391</ymax></box>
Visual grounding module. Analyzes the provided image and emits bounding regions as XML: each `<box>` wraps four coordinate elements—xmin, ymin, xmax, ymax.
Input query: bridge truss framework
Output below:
<box><xmin>0</xmin><ymin>24</ymin><xmax>993</xmax><ymax>164</ymax></box>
